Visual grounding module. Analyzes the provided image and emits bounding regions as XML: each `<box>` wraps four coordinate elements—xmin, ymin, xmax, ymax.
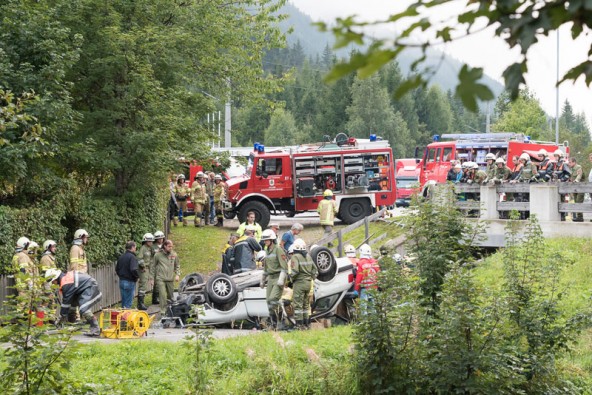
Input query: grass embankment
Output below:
<box><xmin>65</xmin><ymin>326</ymin><xmax>355</xmax><ymax>394</ymax></box>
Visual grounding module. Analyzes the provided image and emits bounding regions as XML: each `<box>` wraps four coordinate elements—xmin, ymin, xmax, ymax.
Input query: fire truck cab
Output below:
<box><xmin>420</xmin><ymin>133</ymin><xmax>569</xmax><ymax>189</ymax></box>
<box><xmin>223</xmin><ymin>136</ymin><xmax>397</xmax><ymax>228</ymax></box>
<box><xmin>395</xmin><ymin>159</ymin><xmax>421</xmax><ymax>207</ymax></box>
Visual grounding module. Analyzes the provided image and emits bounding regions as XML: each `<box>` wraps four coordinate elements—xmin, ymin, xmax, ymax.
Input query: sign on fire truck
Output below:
<box><xmin>222</xmin><ymin>135</ymin><xmax>397</xmax><ymax>228</ymax></box>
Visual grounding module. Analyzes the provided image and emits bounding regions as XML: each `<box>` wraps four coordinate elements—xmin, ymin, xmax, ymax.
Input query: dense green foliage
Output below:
<box><xmin>353</xmin><ymin>199</ymin><xmax>590</xmax><ymax>393</ymax></box>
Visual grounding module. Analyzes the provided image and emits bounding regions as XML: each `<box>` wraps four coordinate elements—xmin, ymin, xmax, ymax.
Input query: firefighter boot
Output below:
<box><xmin>137</xmin><ymin>295</ymin><xmax>148</xmax><ymax>311</ymax></box>
<box><xmin>83</xmin><ymin>312</ymin><xmax>101</xmax><ymax>337</ymax></box>
<box><xmin>216</xmin><ymin>218</ymin><xmax>223</xmax><ymax>227</ymax></box>
<box><xmin>152</xmin><ymin>288</ymin><xmax>160</xmax><ymax>305</ymax></box>
<box><xmin>295</xmin><ymin>320</ymin><xmax>304</xmax><ymax>330</ymax></box>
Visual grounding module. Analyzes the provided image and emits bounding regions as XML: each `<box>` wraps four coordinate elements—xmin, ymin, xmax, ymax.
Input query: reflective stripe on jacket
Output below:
<box><xmin>317</xmin><ymin>199</ymin><xmax>337</xmax><ymax>226</ymax></box>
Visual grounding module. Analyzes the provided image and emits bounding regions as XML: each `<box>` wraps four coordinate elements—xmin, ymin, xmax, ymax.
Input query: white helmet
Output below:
<box><xmin>154</xmin><ymin>231</ymin><xmax>165</xmax><ymax>239</ymax></box>
<box><xmin>214</xmin><ymin>174</ymin><xmax>222</xmax><ymax>180</ymax></box>
<box><xmin>288</xmin><ymin>245</ymin><xmax>295</xmax><ymax>254</ymax></box>
<box><xmin>142</xmin><ymin>233</ymin><xmax>155</xmax><ymax>242</ymax></box>
<box><xmin>16</xmin><ymin>237</ymin><xmax>30</xmax><ymax>249</ymax></box>
<box><xmin>393</xmin><ymin>253</ymin><xmax>403</xmax><ymax>263</ymax></box>
<box><xmin>344</xmin><ymin>244</ymin><xmax>356</xmax><ymax>255</ymax></box>
<box><xmin>177</xmin><ymin>174</ymin><xmax>185</xmax><ymax>180</ymax></box>
<box><xmin>260</xmin><ymin>229</ymin><xmax>276</xmax><ymax>241</ymax></box>
<box><xmin>471</xmin><ymin>163</ymin><xmax>479</xmax><ymax>169</ymax></box>
<box><xmin>538</xmin><ymin>149</ymin><xmax>548</xmax><ymax>157</ymax></box>
<box><xmin>196</xmin><ymin>171</ymin><xmax>205</xmax><ymax>177</ymax></box>
<box><xmin>519</xmin><ymin>153</ymin><xmax>530</xmax><ymax>161</ymax></box>
<box><xmin>74</xmin><ymin>229</ymin><xmax>89</xmax><ymax>239</ymax></box>
<box><xmin>256</xmin><ymin>250</ymin><xmax>267</xmax><ymax>262</ymax></box>
<box><xmin>28</xmin><ymin>241</ymin><xmax>39</xmax><ymax>250</ymax></box>
<box><xmin>359</xmin><ymin>243</ymin><xmax>372</xmax><ymax>258</ymax></box>
<box><xmin>495</xmin><ymin>157</ymin><xmax>505</xmax><ymax>164</ymax></box>
<box><xmin>454</xmin><ymin>164</ymin><xmax>462</xmax><ymax>170</ymax></box>
<box><xmin>43</xmin><ymin>240</ymin><xmax>57</xmax><ymax>251</ymax></box>
<box><xmin>553</xmin><ymin>149</ymin><xmax>564</xmax><ymax>158</ymax></box>
<box><xmin>292</xmin><ymin>239</ymin><xmax>307</xmax><ymax>251</ymax></box>
<box><xmin>462</xmin><ymin>161</ymin><xmax>473</xmax><ymax>169</ymax></box>
<box><xmin>485</xmin><ymin>153</ymin><xmax>496</xmax><ymax>161</ymax></box>
<box><xmin>45</xmin><ymin>268</ymin><xmax>62</xmax><ymax>282</ymax></box>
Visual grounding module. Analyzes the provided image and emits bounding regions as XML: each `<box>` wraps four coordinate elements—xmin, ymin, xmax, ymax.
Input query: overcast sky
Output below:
<box><xmin>290</xmin><ymin>0</ymin><xmax>592</xmax><ymax>129</ymax></box>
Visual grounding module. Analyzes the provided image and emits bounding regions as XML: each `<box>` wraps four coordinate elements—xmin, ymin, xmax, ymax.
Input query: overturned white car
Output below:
<box><xmin>164</xmin><ymin>247</ymin><xmax>355</xmax><ymax>327</ymax></box>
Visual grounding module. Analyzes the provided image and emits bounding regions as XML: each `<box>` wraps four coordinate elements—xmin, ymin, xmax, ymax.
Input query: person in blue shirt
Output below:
<box><xmin>280</xmin><ymin>223</ymin><xmax>303</xmax><ymax>252</ymax></box>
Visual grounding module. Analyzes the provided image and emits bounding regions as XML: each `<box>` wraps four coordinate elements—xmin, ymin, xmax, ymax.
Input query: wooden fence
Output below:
<box><xmin>315</xmin><ymin>208</ymin><xmax>387</xmax><ymax>257</ymax></box>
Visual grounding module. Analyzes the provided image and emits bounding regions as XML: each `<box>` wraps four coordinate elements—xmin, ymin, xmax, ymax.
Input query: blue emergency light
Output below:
<box><xmin>254</xmin><ymin>142</ymin><xmax>260</xmax><ymax>151</ymax></box>
<box><xmin>433</xmin><ymin>135</ymin><xmax>440</xmax><ymax>142</ymax></box>
<box><xmin>524</xmin><ymin>136</ymin><xmax>531</xmax><ymax>142</ymax></box>
<box><xmin>258</xmin><ymin>144</ymin><xmax>265</xmax><ymax>153</ymax></box>
<box><xmin>369</xmin><ymin>134</ymin><xmax>377</xmax><ymax>142</ymax></box>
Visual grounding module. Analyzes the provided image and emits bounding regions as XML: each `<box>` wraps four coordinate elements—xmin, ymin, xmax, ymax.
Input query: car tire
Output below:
<box><xmin>311</xmin><ymin>246</ymin><xmax>337</xmax><ymax>281</ymax></box>
<box><xmin>206</xmin><ymin>273</ymin><xmax>238</xmax><ymax>304</ymax></box>
<box><xmin>238</xmin><ymin>200</ymin><xmax>270</xmax><ymax>228</ymax></box>
<box><xmin>339</xmin><ymin>198</ymin><xmax>371</xmax><ymax>224</ymax></box>
<box><xmin>178</xmin><ymin>273</ymin><xmax>205</xmax><ymax>292</ymax></box>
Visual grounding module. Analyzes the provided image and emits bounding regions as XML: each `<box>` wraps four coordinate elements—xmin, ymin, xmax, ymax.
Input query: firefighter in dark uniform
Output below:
<box><xmin>46</xmin><ymin>268</ymin><xmax>102</xmax><ymax>336</ymax></box>
<box><xmin>260</xmin><ymin>229</ymin><xmax>289</xmax><ymax>330</ymax></box>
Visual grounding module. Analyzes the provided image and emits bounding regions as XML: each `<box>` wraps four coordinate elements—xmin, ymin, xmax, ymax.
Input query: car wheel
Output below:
<box><xmin>311</xmin><ymin>246</ymin><xmax>337</xmax><ymax>281</ymax></box>
<box><xmin>178</xmin><ymin>273</ymin><xmax>205</xmax><ymax>292</ymax></box>
<box><xmin>238</xmin><ymin>200</ymin><xmax>271</xmax><ymax>228</ymax></box>
<box><xmin>206</xmin><ymin>273</ymin><xmax>238</xmax><ymax>304</ymax></box>
<box><xmin>339</xmin><ymin>198</ymin><xmax>371</xmax><ymax>224</ymax></box>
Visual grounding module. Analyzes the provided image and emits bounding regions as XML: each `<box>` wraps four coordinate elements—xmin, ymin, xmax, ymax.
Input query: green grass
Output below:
<box><xmin>63</xmin><ymin>326</ymin><xmax>355</xmax><ymax>394</ymax></box>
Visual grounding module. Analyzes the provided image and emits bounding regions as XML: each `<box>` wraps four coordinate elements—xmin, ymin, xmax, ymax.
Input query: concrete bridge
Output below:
<box><xmin>439</xmin><ymin>183</ymin><xmax>592</xmax><ymax>247</ymax></box>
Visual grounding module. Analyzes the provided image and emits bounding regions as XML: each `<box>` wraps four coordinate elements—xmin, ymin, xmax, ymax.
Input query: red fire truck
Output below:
<box><xmin>222</xmin><ymin>135</ymin><xmax>397</xmax><ymax>228</ymax></box>
<box><xmin>395</xmin><ymin>159</ymin><xmax>421</xmax><ymax>207</ymax></box>
<box><xmin>419</xmin><ymin>133</ymin><xmax>569</xmax><ymax>188</ymax></box>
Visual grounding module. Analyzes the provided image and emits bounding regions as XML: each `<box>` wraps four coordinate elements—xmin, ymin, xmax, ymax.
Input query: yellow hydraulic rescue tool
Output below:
<box><xmin>99</xmin><ymin>309</ymin><xmax>155</xmax><ymax>339</ymax></box>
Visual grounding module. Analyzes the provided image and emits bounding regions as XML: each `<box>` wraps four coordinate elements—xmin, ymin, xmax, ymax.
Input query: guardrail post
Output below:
<box><xmin>337</xmin><ymin>231</ymin><xmax>343</xmax><ymax>257</ymax></box>
<box><xmin>364</xmin><ymin>216</ymin><xmax>369</xmax><ymax>240</ymax></box>
<box><xmin>530</xmin><ymin>184</ymin><xmax>561</xmax><ymax>221</ymax></box>
<box><xmin>480</xmin><ymin>185</ymin><xmax>498</xmax><ymax>220</ymax></box>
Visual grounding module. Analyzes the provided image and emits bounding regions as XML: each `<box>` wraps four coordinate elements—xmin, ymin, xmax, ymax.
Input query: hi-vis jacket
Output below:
<box><xmin>317</xmin><ymin>199</ymin><xmax>338</xmax><ymax>226</ymax></box>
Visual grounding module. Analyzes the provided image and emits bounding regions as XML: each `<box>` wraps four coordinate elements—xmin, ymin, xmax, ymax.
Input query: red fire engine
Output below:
<box><xmin>419</xmin><ymin>133</ymin><xmax>569</xmax><ymax>188</ymax></box>
<box><xmin>395</xmin><ymin>159</ymin><xmax>421</xmax><ymax>207</ymax></box>
<box><xmin>222</xmin><ymin>135</ymin><xmax>397</xmax><ymax>228</ymax></box>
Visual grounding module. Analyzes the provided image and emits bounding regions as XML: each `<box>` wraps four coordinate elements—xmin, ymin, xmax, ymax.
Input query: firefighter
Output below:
<box><xmin>485</xmin><ymin>153</ymin><xmax>496</xmax><ymax>180</ymax></box>
<box><xmin>40</xmin><ymin>240</ymin><xmax>58</xmax><ymax>271</ymax></box>
<box><xmin>233</xmin><ymin>225</ymin><xmax>262</xmax><ymax>273</ymax></box>
<box><xmin>222</xmin><ymin>233</ymin><xmax>240</xmax><ymax>275</ymax></box>
<box><xmin>512</xmin><ymin>153</ymin><xmax>538</xmax><ymax>219</ymax></box>
<box><xmin>213</xmin><ymin>174</ymin><xmax>225</xmax><ymax>227</ymax></box>
<box><xmin>12</xmin><ymin>237</ymin><xmax>37</xmax><ymax>290</ymax></box>
<box><xmin>205</xmin><ymin>172</ymin><xmax>216</xmax><ymax>225</ymax></box>
<box><xmin>70</xmin><ymin>229</ymin><xmax>89</xmax><ymax>273</ymax></box>
<box><xmin>237</xmin><ymin>210</ymin><xmax>263</xmax><ymax>242</ymax></box>
<box><xmin>318</xmin><ymin>189</ymin><xmax>338</xmax><ymax>245</ymax></box>
<box><xmin>151</xmin><ymin>230</ymin><xmax>166</xmax><ymax>305</ymax></box>
<box><xmin>568</xmin><ymin>157</ymin><xmax>584</xmax><ymax>222</ymax></box>
<box><xmin>173</xmin><ymin>174</ymin><xmax>190</xmax><ymax>227</ymax></box>
<box><xmin>289</xmin><ymin>239</ymin><xmax>317</xmax><ymax>329</ymax></box>
<box><xmin>46</xmin><ymin>268</ymin><xmax>102</xmax><ymax>336</ymax></box>
<box><xmin>553</xmin><ymin>149</ymin><xmax>570</xmax><ymax>181</ymax></box>
<box><xmin>260</xmin><ymin>229</ymin><xmax>289</xmax><ymax>330</ymax></box>
<box><xmin>489</xmin><ymin>157</ymin><xmax>511</xmax><ymax>184</ymax></box>
<box><xmin>191</xmin><ymin>171</ymin><xmax>208</xmax><ymax>227</ymax></box>
<box><xmin>136</xmin><ymin>233</ymin><xmax>154</xmax><ymax>310</ymax></box>
<box><xmin>151</xmin><ymin>240</ymin><xmax>180</xmax><ymax>316</ymax></box>
<box><xmin>354</xmin><ymin>244</ymin><xmax>380</xmax><ymax>302</ymax></box>
<box><xmin>535</xmin><ymin>149</ymin><xmax>553</xmax><ymax>182</ymax></box>
<box><xmin>27</xmin><ymin>241</ymin><xmax>40</xmax><ymax>261</ymax></box>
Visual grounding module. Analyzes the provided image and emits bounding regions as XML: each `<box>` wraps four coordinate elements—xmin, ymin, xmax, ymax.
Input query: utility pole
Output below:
<box><xmin>555</xmin><ymin>29</ymin><xmax>560</xmax><ymax>144</ymax></box>
<box><xmin>485</xmin><ymin>101</ymin><xmax>491</xmax><ymax>133</ymax></box>
<box><xmin>224</xmin><ymin>79</ymin><xmax>231</xmax><ymax>148</ymax></box>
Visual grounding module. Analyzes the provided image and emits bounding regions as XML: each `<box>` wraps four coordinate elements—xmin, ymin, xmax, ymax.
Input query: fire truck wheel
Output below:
<box><xmin>339</xmin><ymin>198</ymin><xmax>371</xmax><ymax>224</ymax></box>
<box><xmin>224</xmin><ymin>211</ymin><xmax>236</xmax><ymax>220</ymax></box>
<box><xmin>206</xmin><ymin>273</ymin><xmax>238</xmax><ymax>304</ymax></box>
<box><xmin>178</xmin><ymin>273</ymin><xmax>205</xmax><ymax>292</ymax></box>
<box><xmin>238</xmin><ymin>201</ymin><xmax>270</xmax><ymax>228</ymax></box>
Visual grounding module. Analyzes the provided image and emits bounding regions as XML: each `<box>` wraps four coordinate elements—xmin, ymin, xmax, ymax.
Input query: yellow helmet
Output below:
<box><xmin>323</xmin><ymin>189</ymin><xmax>333</xmax><ymax>197</ymax></box>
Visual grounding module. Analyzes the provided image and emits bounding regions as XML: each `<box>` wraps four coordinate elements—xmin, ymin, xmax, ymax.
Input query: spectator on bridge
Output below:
<box><xmin>569</xmin><ymin>157</ymin><xmax>584</xmax><ymax>222</ymax></box>
<box><xmin>237</xmin><ymin>210</ymin><xmax>263</xmax><ymax>242</ymax></box>
<box><xmin>447</xmin><ymin>163</ymin><xmax>462</xmax><ymax>183</ymax></box>
<box><xmin>280</xmin><ymin>223</ymin><xmax>303</xmax><ymax>253</ymax></box>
